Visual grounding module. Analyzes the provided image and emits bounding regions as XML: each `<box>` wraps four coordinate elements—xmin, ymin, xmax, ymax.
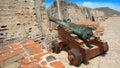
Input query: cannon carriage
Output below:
<box><xmin>49</xmin><ymin>17</ymin><xmax>109</xmax><ymax>66</ymax></box>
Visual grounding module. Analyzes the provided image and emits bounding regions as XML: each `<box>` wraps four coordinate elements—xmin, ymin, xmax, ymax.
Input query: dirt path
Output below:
<box><xmin>51</xmin><ymin>16</ymin><xmax>120</xmax><ymax>68</ymax></box>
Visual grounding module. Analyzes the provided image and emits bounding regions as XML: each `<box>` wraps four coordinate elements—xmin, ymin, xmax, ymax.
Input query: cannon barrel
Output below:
<box><xmin>49</xmin><ymin>17</ymin><xmax>93</xmax><ymax>40</ymax></box>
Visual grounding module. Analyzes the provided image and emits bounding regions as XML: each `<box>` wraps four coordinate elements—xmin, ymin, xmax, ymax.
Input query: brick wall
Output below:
<box><xmin>0</xmin><ymin>0</ymin><xmax>49</xmax><ymax>46</ymax></box>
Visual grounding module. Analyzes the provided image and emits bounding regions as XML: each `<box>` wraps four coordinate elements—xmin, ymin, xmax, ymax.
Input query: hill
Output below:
<box><xmin>95</xmin><ymin>7</ymin><xmax>120</xmax><ymax>15</ymax></box>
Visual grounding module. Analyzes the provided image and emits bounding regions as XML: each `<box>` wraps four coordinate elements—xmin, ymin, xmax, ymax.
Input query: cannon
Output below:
<box><xmin>49</xmin><ymin>17</ymin><xmax>93</xmax><ymax>40</ymax></box>
<box><xmin>49</xmin><ymin>17</ymin><xmax>109</xmax><ymax>66</ymax></box>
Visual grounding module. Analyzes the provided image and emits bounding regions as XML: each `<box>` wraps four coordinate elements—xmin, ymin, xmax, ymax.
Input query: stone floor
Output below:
<box><xmin>51</xmin><ymin>16</ymin><xmax>120</xmax><ymax>68</ymax></box>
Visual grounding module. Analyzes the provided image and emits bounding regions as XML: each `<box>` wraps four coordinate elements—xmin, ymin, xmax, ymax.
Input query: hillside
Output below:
<box><xmin>95</xmin><ymin>7</ymin><xmax>120</xmax><ymax>15</ymax></box>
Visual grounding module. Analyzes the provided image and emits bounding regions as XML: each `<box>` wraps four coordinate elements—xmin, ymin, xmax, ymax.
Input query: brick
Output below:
<box><xmin>15</xmin><ymin>49</ymin><xmax>24</xmax><ymax>54</ymax></box>
<box><xmin>4</xmin><ymin>62</ymin><xmax>20</xmax><ymax>68</ymax></box>
<box><xmin>0</xmin><ymin>47</ymin><xmax>11</xmax><ymax>54</ymax></box>
<box><xmin>41</xmin><ymin>61</ymin><xmax>47</xmax><ymax>65</ymax></box>
<box><xmin>50</xmin><ymin>61</ymin><xmax>64</xmax><ymax>68</ymax></box>
<box><xmin>20</xmin><ymin>65</ymin><xmax>31</xmax><ymax>68</ymax></box>
<box><xmin>41</xmin><ymin>66</ymin><xmax>48</xmax><ymax>68</ymax></box>
<box><xmin>22</xmin><ymin>58</ymin><xmax>31</xmax><ymax>64</ymax></box>
<box><xmin>32</xmin><ymin>44</ymin><xmax>42</xmax><ymax>50</ymax></box>
<box><xmin>10</xmin><ymin>44</ymin><xmax>21</xmax><ymax>50</ymax></box>
<box><xmin>0</xmin><ymin>56</ymin><xmax>4</xmax><ymax>64</ymax></box>
<box><xmin>4</xmin><ymin>52</ymin><xmax>13</xmax><ymax>59</ymax></box>
<box><xmin>22</xmin><ymin>40</ymin><xmax>35</xmax><ymax>46</ymax></box>
<box><xmin>34</xmin><ymin>52</ymin><xmax>48</xmax><ymax>60</ymax></box>
<box><xmin>0</xmin><ymin>53</ymin><xmax>24</xmax><ymax>67</ymax></box>
<box><xmin>28</xmin><ymin>49</ymin><xmax>43</xmax><ymax>55</ymax></box>
<box><xmin>22</xmin><ymin>40</ymin><xmax>42</xmax><ymax>50</ymax></box>
<box><xmin>31</xmin><ymin>58</ymin><xmax>35</xmax><ymax>62</ymax></box>
<box><xmin>0</xmin><ymin>49</ymin><xmax>24</xmax><ymax>64</ymax></box>
<box><xmin>30</xmin><ymin>62</ymin><xmax>39</xmax><ymax>67</ymax></box>
<box><xmin>15</xmin><ymin>13</ymin><xmax>24</xmax><ymax>15</ymax></box>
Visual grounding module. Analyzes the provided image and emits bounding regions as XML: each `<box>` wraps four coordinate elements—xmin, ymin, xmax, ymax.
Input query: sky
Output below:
<box><xmin>45</xmin><ymin>0</ymin><xmax>120</xmax><ymax>11</ymax></box>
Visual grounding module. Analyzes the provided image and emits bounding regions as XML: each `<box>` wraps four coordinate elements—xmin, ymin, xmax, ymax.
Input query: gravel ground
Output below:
<box><xmin>51</xmin><ymin>16</ymin><xmax>120</xmax><ymax>68</ymax></box>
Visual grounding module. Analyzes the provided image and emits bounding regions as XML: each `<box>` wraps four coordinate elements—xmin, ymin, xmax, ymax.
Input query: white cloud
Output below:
<box><xmin>81</xmin><ymin>2</ymin><xmax>120</xmax><ymax>11</ymax></box>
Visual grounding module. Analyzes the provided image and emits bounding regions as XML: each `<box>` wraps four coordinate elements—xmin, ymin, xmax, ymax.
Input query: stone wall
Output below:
<box><xmin>0</xmin><ymin>0</ymin><xmax>49</xmax><ymax>46</ymax></box>
<box><xmin>47</xmin><ymin>0</ymin><xmax>104</xmax><ymax>29</ymax></box>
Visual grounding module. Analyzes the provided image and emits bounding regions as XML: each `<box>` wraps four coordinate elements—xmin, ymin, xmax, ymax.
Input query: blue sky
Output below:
<box><xmin>45</xmin><ymin>0</ymin><xmax>120</xmax><ymax>11</ymax></box>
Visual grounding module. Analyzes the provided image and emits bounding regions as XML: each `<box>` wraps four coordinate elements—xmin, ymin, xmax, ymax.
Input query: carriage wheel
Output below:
<box><xmin>68</xmin><ymin>48</ymin><xmax>82</xmax><ymax>66</ymax></box>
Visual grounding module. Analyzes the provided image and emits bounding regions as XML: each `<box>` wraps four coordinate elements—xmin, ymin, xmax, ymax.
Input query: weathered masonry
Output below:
<box><xmin>0</xmin><ymin>0</ymin><xmax>49</xmax><ymax>46</ymax></box>
<box><xmin>47</xmin><ymin>0</ymin><xmax>104</xmax><ymax>29</ymax></box>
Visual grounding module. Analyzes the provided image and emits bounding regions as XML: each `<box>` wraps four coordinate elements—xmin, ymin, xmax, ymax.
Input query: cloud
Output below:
<box><xmin>81</xmin><ymin>2</ymin><xmax>120</xmax><ymax>11</ymax></box>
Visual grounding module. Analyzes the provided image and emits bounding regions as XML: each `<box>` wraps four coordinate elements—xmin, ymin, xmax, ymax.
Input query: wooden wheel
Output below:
<box><xmin>52</xmin><ymin>40</ymin><xmax>60</xmax><ymax>53</ymax></box>
<box><xmin>68</xmin><ymin>48</ymin><xmax>82</xmax><ymax>66</ymax></box>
